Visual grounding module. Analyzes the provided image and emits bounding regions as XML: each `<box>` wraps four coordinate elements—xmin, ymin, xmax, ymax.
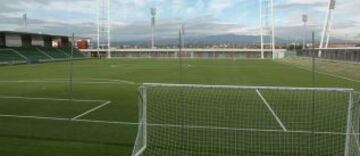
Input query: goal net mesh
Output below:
<box><xmin>133</xmin><ymin>83</ymin><xmax>360</xmax><ymax>156</ymax></box>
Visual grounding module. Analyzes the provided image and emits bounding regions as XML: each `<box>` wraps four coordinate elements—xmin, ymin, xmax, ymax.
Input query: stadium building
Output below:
<box><xmin>0</xmin><ymin>31</ymin><xmax>88</xmax><ymax>64</ymax></box>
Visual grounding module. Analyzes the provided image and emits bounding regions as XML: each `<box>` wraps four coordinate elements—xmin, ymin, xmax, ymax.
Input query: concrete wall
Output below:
<box><xmin>5</xmin><ymin>33</ymin><xmax>22</xmax><ymax>47</ymax></box>
<box><xmin>298</xmin><ymin>49</ymin><xmax>360</xmax><ymax>62</ymax></box>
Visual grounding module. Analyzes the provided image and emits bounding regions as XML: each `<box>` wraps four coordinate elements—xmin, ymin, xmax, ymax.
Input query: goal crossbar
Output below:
<box><xmin>143</xmin><ymin>83</ymin><xmax>355</xmax><ymax>92</ymax></box>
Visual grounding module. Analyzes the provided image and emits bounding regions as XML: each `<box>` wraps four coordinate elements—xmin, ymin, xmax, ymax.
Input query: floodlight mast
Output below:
<box><xmin>271</xmin><ymin>0</ymin><xmax>275</xmax><ymax>60</ymax></box>
<box><xmin>259</xmin><ymin>0</ymin><xmax>276</xmax><ymax>59</ymax></box>
<box><xmin>151</xmin><ymin>8</ymin><xmax>156</xmax><ymax>49</ymax></box>
<box><xmin>97</xmin><ymin>0</ymin><xmax>111</xmax><ymax>58</ymax></box>
<box><xmin>107</xmin><ymin>0</ymin><xmax>111</xmax><ymax>59</ymax></box>
<box><xmin>97</xmin><ymin>0</ymin><xmax>100</xmax><ymax>58</ymax></box>
<box><xmin>259</xmin><ymin>0</ymin><xmax>264</xmax><ymax>59</ymax></box>
<box><xmin>302</xmin><ymin>14</ymin><xmax>308</xmax><ymax>49</ymax></box>
<box><xmin>181</xmin><ymin>24</ymin><xmax>185</xmax><ymax>49</ymax></box>
<box><xmin>23</xmin><ymin>13</ymin><xmax>27</xmax><ymax>31</ymax></box>
<box><xmin>319</xmin><ymin>0</ymin><xmax>336</xmax><ymax>57</ymax></box>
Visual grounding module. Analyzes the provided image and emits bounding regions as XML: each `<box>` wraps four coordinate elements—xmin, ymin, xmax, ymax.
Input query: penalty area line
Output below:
<box><xmin>0</xmin><ymin>95</ymin><xmax>107</xmax><ymax>103</ymax></box>
<box><xmin>256</xmin><ymin>89</ymin><xmax>288</xmax><ymax>132</ymax></box>
<box><xmin>0</xmin><ymin>113</ymin><xmax>138</xmax><ymax>126</ymax></box>
<box><xmin>71</xmin><ymin>101</ymin><xmax>112</xmax><ymax>120</ymax></box>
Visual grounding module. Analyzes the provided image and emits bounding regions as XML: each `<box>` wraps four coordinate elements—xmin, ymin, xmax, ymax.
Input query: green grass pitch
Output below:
<box><xmin>0</xmin><ymin>59</ymin><xmax>359</xmax><ymax>156</ymax></box>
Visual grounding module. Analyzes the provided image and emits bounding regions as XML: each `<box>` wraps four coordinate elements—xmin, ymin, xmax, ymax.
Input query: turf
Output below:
<box><xmin>0</xmin><ymin>59</ymin><xmax>359</xmax><ymax>155</ymax></box>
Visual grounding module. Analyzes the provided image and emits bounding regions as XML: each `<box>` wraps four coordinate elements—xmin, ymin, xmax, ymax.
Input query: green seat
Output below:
<box><xmin>12</xmin><ymin>47</ymin><xmax>50</xmax><ymax>60</ymax></box>
<box><xmin>39</xmin><ymin>47</ymin><xmax>68</xmax><ymax>59</ymax></box>
<box><xmin>0</xmin><ymin>49</ymin><xmax>25</xmax><ymax>62</ymax></box>
<box><xmin>60</xmin><ymin>48</ymin><xmax>85</xmax><ymax>58</ymax></box>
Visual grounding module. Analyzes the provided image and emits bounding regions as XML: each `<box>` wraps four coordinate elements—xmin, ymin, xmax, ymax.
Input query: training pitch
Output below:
<box><xmin>0</xmin><ymin>59</ymin><xmax>359</xmax><ymax>156</ymax></box>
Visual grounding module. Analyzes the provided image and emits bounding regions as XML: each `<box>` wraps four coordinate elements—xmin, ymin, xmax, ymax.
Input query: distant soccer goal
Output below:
<box><xmin>132</xmin><ymin>83</ymin><xmax>360</xmax><ymax>156</ymax></box>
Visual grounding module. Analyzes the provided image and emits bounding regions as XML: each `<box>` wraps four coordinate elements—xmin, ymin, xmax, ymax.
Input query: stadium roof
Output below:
<box><xmin>0</xmin><ymin>31</ymin><xmax>83</xmax><ymax>39</ymax></box>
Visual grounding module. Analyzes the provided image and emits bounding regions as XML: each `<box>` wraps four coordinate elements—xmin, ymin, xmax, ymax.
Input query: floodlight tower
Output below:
<box><xmin>97</xmin><ymin>0</ymin><xmax>111</xmax><ymax>58</ymax></box>
<box><xmin>181</xmin><ymin>24</ymin><xmax>185</xmax><ymax>49</ymax></box>
<box><xmin>151</xmin><ymin>8</ymin><xmax>156</xmax><ymax>49</ymax></box>
<box><xmin>23</xmin><ymin>13</ymin><xmax>28</xmax><ymax>31</ymax></box>
<box><xmin>319</xmin><ymin>0</ymin><xmax>336</xmax><ymax>57</ymax></box>
<box><xmin>259</xmin><ymin>0</ymin><xmax>276</xmax><ymax>59</ymax></box>
<box><xmin>302</xmin><ymin>14</ymin><xmax>308</xmax><ymax>49</ymax></box>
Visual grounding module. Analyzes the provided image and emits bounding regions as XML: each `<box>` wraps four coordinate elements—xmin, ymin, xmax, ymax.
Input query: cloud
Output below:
<box><xmin>208</xmin><ymin>0</ymin><xmax>233</xmax><ymax>15</ymax></box>
<box><xmin>111</xmin><ymin>15</ymin><xmax>246</xmax><ymax>41</ymax></box>
<box><xmin>275</xmin><ymin>0</ymin><xmax>328</xmax><ymax>9</ymax></box>
<box><xmin>0</xmin><ymin>0</ymin><xmax>359</xmax><ymax>41</ymax></box>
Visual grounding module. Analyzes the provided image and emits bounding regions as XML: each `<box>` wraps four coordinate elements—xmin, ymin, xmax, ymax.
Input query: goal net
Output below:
<box><xmin>132</xmin><ymin>83</ymin><xmax>360</xmax><ymax>156</ymax></box>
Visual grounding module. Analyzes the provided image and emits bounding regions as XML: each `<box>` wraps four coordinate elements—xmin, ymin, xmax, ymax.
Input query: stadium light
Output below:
<box><xmin>319</xmin><ymin>0</ymin><xmax>336</xmax><ymax>57</ymax></box>
<box><xmin>23</xmin><ymin>13</ymin><xmax>27</xmax><ymax>30</ymax></box>
<box><xmin>259</xmin><ymin>0</ymin><xmax>276</xmax><ymax>59</ymax></box>
<box><xmin>97</xmin><ymin>0</ymin><xmax>111</xmax><ymax>58</ymax></box>
<box><xmin>302</xmin><ymin>14</ymin><xmax>308</xmax><ymax>49</ymax></box>
<box><xmin>151</xmin><ymin>8</ymin><xmax>156</xmax><ymax>49</ymax></box>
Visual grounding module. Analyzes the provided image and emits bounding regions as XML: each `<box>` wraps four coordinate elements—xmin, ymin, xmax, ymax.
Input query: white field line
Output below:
<box><xmin>133</xmin><ymin>146</ymin><xmax>147</xmax><ymax>156</ymax></box>
<box><xmin>0</xmin><ymin>95</ymin><xmax>107</xmax><ymax>103</ymax></box>
<box><xmin>0</xmin><ymin>114</ymin><xmax>70</xmax><ymax>121</ymax></box>
<box><xmin>277</xmin><ymin>61</ymin><xmax>360</xmax><ymax>83</ymax></box>
<box><xmin>0</xmin><ymin>113</ymin><xmax>138</xmax><ymax>125</ymax></box>
<box><xmin>74</xmin><ymin>119</ymin><xmax>138</xmax><ymax>125</ymax></box>
<box><xmin>0</xmin><ymin>113</ymin><xmax>359</xmax><ymax>136</ymax></box>
<box><xmin>71</xmin><ymin>101</ymin><xmax>112</xmax><ymax>120</ymax></box>
<box><xmin>256</xmin><ymin>89</ymin><xmax>288</xmax><ymax>131</ymax></box>
<box><xmin>147</xmin><ymin>123</ymin><xmax>360</xmax><ymax>136</ymax></box>
<box><xmin>0</xmin><ymin>79</ymin><xmax>138</xmax><ymax>85</ymax></box>
<box><xmin>87</xmin><ymin>78</ymin><xmax>138</xmax><ymax>85</ymax></box>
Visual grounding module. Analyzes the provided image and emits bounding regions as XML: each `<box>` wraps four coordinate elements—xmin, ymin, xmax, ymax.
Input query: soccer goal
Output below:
<box><xmin>132</xmin><ymin>83</ymin><xmax>360</xmax><ymax>156</ymax></box>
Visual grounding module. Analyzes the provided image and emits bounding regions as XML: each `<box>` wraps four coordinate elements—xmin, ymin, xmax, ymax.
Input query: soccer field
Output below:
<box><xmin>0</xmin><ymin>59</ymin><xmax>359</xmax><ymax>156</ymax></box>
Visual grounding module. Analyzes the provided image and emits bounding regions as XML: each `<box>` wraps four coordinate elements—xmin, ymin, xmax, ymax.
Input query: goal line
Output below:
<box><xmin>0</xmin><ymin>95</ymin><xmax>112</xmax><ymax>121</ymax></box>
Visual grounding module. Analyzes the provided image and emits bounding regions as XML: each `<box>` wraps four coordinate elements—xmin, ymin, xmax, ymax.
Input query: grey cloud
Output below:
<box><xmin>0</xmin><ymin>0</ymin><xmax>93</xmax><ymax>15</ymax></box>
<box><xmin>275</xmin><ymin>2</ymin><xmax>327</xmax><ymax>9</ymax></box>
<box><xmin>0</xmin><ymin>2</ymin><xmax>22</xmax><ymax>13</ymax></box>
<box><xmin>332</xmin><ymin>20</ymin><xmax>357</xmax><ymax>29</ymax></box>
<box><xmin>110</xmin><ymin>16</ymin><xmax>245</xmax><ymax>41</ymax></box>
<box><xmin>273</xmin><ymin>25</ymin><xmax>323</xmax><ymax>42</ymax></box>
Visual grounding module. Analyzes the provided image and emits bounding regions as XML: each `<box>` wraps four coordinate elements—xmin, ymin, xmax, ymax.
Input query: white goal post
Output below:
<box><xmin>133</xmin><ymin>83</ymin><xmax>360</xmax><ymax>156</ymax></box>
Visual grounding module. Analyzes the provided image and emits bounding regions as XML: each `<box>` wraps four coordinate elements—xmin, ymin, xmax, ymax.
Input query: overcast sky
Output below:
<box><xmin>0</xmin><ymin>0</ymin><xmax>359</xmax><ymax>42</ymax></box>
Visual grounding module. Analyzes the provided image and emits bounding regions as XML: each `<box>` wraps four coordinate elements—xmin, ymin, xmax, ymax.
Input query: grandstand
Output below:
<box><xmin>0</xmin><ymin>49</ymin><xmax>26</xmax><ymax>64</ymax></box>
<box><xmin>0</xmin><ymin>31</ymin><xmax>87</xmax><ymax>64</ymax></box>
<box><xmin>59</xmin><ymin>48</ymin><xmax>86</xmax><ymax>58</ymax></box>
<box><xmin>12</xmin><ymin>47</ymin><xmax>51</xmax><ymax>60</ymax></box>
<box><xmin>38</xmin><ymin>47</ymin><xmax>68</xmax><ymax>59</ymax></box>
